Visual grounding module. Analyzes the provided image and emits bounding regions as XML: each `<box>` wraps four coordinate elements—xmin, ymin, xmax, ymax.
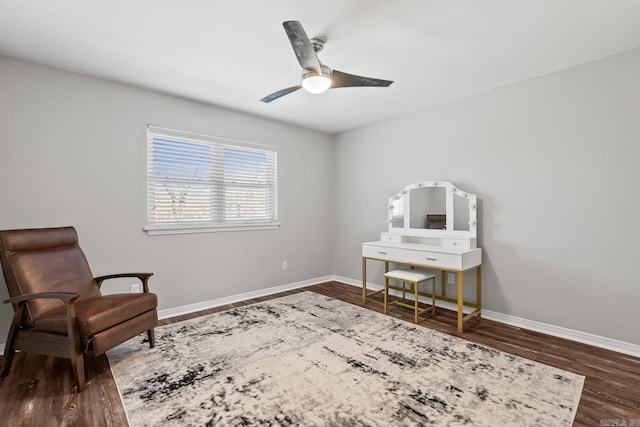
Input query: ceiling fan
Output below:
<box><xmin>260</xmin><ymin>20</ymin><xmax>393</xmax><ymax>103</ymax></box>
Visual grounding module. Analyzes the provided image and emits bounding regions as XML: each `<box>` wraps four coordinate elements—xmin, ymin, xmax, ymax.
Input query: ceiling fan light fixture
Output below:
<box><xmin>302</xmin><ymin>74</ymin><xmax>331</xmax><ymax>93</ymax></box>
<box><xmin>301</xmin><ymin>66</ymin><xmax>332</xmax><ymax>94</ymax></box>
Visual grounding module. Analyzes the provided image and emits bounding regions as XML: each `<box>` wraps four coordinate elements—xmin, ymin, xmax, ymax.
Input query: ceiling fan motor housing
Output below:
<box><xmin>310</xmin><ymin>37</ymin><xmax>326</xmax><ymax>53</ymax></box>
<box><xmin>302</xmin><ymin>64</ymin><xmax>332</xmax><ymax>80</ymax></box>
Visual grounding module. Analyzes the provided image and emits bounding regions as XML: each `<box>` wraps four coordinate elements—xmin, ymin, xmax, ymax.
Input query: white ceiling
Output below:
<box><xmin>1</xmin><ymin>1</ymin><xmax>640</xmax><ymax>134</ymax></box>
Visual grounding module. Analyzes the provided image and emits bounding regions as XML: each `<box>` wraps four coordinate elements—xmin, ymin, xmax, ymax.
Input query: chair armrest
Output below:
<box><xmin>94</xmin><ymin>272</ymin><xmax>154</xmax><ymax>292</ymax></box>
<box><xmin>4</xmin><ymin>292</ymin><xmax>83</xmax><ymax>349</ymax></box>
<box><xmin>3</xmin><ymin>292</ymin><xmax>81</xmax><ymax>305</ymax></box>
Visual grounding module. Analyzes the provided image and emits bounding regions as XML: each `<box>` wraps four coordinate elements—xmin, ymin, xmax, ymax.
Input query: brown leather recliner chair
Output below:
<box><xmin>0</xmin><ymin>226</ymin><xmax>157</xmax><ymax>391</ymax></box>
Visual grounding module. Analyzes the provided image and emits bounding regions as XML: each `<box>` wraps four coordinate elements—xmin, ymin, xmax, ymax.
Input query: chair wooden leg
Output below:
<box><xmin>1</xmin><ymin>332</ymin><xmax>18</xmax><ymax>378</ymax></box>
<box><xmin>1</xmin><ymin>343</ymin><xmax>16</xmax><ymax>378</ymax></box>
<box><xmin>67</xmin><ymin>329</ymin><xmax>85</xmax><ymax>391</ymax></box>
<box><xmin>147</xmin><ymin>328</ymin><xmax>155</xmax><ymax>348</ymax></box>
<box><xmin>69</xmin><ymin>348</ymin><xmax>86</xmax><ymax>392</ymax></box>
<box><xmin>1</xmin><ymin>304</ymin><xmax>25</xmax><ymax>377</ymax></box>
<box><xmin>65</xmin><ymin>326</ymin><xmax>85</xmax><ymax>391</ymax></box>
<box><xmin>65</xmin><ymin>304</ymin><xmax>85</xmax><ymax>391</ymax></box>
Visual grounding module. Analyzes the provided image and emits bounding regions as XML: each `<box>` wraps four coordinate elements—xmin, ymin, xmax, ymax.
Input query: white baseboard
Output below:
<box><xmin>480</xmin><ymin>309</ymin><xmax>640</xmax><ymax>359</ymax></box>
<box><xmin>157</xmin><ymin>275</ymin><xmax>334</xmax><ymax>320</ymax></box>
<box><xmin>334</xmin><ymin>275</ymin><xmax>640</xmax><ymax>358</ymax></box>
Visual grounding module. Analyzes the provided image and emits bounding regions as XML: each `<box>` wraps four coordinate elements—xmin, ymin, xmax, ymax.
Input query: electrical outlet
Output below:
<box><xmin>130</xmin><ymin>283</ymin><xmax>141</xmax><ymax>293</ymax></box>
<box><xmin>282</xmin><ymin>261</ymin><xmax>288</xmax><ymax>271</ymax></box>
<box><xmin>447</xmin><ymin>273</ymin><xmax>455</xmax><ymax>285</ymax></box>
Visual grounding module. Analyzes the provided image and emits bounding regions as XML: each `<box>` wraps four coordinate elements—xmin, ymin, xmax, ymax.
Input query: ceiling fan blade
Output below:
<box><xmin>331</xmin><ymin>70</ymin><xmax>393</xmax><ymax>89</ymax></box>
<box><xmin>282</xmin><ymin>20</ymin><xmax>321</xmax><ymax>74</ymax></box>
<box><xmin>260</xmin><ymin>85</ymin><xmax>302</xmax><ymax>103</ymax></box>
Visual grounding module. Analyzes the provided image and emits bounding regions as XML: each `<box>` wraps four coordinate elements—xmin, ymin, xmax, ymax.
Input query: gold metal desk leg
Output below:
<box><xmin>362</xmin><ymin>257</ymin><xmax>367</xmax><ymax>304</ymax></box>
<box><xmin>457</xmin><ymin>271</ymin><xmax>464</xmax><ymax>333</ymax></box>
<box><xmin>441</xmin><ymin>271</ymin><xmax>447</xmax><ymax>299</ymax></box>
<box><xmin>476</xmin><ymin>265</ymin><xmax>482</xmax><ymax>317</ymax></box>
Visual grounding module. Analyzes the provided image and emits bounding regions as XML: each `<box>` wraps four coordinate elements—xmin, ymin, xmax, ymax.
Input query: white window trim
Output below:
<box><xmin>144</xmin><ymin>125</ymin><xmax>279</xmax><ymax>235</ymax></box>
<box><xmin>144</xmin><ymin>222</ymin><xmax>280</xmax><ymax>236</ymax></box>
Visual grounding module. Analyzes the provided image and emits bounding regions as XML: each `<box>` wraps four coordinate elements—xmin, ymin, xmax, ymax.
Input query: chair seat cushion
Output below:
<box><xmin>32</xmin><ymin>293</ymin><xmax>158</xmax><ymax>337</ymax></box>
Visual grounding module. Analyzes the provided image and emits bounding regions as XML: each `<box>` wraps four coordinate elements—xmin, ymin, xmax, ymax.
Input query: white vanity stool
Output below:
<box><xmin>384</xmin><ymin>269</ymin><xmax>436</xmax><ymax>324</ymax></box>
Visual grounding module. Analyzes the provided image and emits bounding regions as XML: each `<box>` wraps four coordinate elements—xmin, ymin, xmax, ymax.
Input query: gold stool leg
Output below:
<box><xmin>414</xmin><ymin>280</ymin><xmax>419</xmax><ymax>324</ymax></box>
<box><xmin>384</xmin><ymin>276</ymin><xmax>389</xmax><ymax>314</ymax></box>
<box><xmin>431</xmin><ymin>277</ymin><xmax>436</xmax><ymax>316</ymax></box>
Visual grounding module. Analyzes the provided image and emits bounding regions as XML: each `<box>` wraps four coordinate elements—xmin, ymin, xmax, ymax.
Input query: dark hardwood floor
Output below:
<box><xmin>1</xmin><ymin>281</ymin><xmax>638</xmax><ymax>426</ymax></box>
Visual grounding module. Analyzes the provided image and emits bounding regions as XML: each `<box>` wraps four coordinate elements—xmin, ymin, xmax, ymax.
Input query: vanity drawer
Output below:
<box><xmin>363</xmin><ymin>244</ymin><xmax>403</xmax><ymax>260</ymax></box>
<box><xmin>380</xmin><ymin>232</ymin><xmax>403</xmax><ymax>243</ymax></box>
<box><xmin>362</xmin><ymin>244</ymin><xmax>465</xmax><ymax>270</ymax></box>
<box><xmin>442</xmin><ymin>238</ymin><xmax>469</xmax><ymax>249</ymax></box>
<box><xmin>401</xmin><ymin>249</ymin><xmax>462</xmax><ymax>270</ymax></box>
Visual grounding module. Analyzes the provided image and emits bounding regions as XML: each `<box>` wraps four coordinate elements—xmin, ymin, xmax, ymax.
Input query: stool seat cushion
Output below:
<box><xmin>384</xmin><ymin>270</ymin><xmax>435</xmax><ymax>282</ymax></box>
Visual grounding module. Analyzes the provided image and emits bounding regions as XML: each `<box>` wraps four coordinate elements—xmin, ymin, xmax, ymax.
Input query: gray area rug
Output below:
<box><xmin>107</xmin><ymin>291</ymin><xmax>584</xmax><ymax>426</ymax></box>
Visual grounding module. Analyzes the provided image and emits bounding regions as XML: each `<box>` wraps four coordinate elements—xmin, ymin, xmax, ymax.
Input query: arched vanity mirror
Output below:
<box><xmin>387</xmin><ymin>181</ymin><xmax>478</xmax><ymax>248</ymax></box>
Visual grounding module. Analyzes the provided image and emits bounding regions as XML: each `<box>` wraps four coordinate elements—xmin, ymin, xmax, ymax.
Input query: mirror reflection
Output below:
<box><xmin>453</xmin><ymin>193</ymin><xmax>470</xmax><ymax>231</ymax></box>
<box><xmin>409</xmin><ymin>187</ymin><xmax>446</xmax><ymax>229</ymax></box>
<box><xmin>391</xmin><ymin>197</ymin><xmax>404</xmax><ymax>228</ymax></box>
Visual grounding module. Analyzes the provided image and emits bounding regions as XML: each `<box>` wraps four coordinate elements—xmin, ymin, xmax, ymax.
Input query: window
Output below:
<box><xmin>145</xmin><ymin>125</ymin><xmax>278</xmax><ymax>235</ymax></box>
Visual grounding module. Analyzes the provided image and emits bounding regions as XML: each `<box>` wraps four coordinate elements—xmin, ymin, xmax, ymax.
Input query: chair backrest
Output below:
<box><xmin>0</xmin><ymin>226</ymin><xmax>100</xmax><ymax>327</ymax></box>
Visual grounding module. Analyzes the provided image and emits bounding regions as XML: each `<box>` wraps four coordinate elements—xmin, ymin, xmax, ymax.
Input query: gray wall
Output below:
<box><xmin>2</xmin><ymin>47</ymin><xmax>639</xmax><ymax>348</ymax></box>
<box><xmin>333</xmin><ymin>47</ymin><xmax>640</xmax><ymax>345</ymax></box>
<box><xmin>0</xmin><ymin>55</ymin><xmax>334</xmax><ymax>338</ymax></box>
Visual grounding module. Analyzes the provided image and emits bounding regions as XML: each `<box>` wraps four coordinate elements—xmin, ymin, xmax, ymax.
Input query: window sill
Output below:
<box><xmin>144</xmin><ymin>222</ymin><xmax>280</xmax><ymax>236</ymax></box>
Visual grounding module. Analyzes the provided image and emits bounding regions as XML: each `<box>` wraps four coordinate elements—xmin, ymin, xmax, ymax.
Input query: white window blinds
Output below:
<box><xmin>145</xmin><ymin>125</ymin><xmax>278</xmax><ymax>234</ymax></box>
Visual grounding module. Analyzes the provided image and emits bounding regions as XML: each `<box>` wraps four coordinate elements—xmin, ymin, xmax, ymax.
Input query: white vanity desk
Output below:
<box><xmin>362</xmin><ymin>181</ymin><xmax>482</xmax><ymax>333</ymax></box>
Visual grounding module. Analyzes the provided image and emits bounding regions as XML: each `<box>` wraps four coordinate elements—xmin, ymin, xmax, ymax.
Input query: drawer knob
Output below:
<box><xmin>425</xmin><ymin>257</ymin><xmax>437</xmax><ymax>261</ymax></box>
<box><xmin>378</xmin><ymin>251</ymin><xmax>387</xmax><ymax>255</ymax></box>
